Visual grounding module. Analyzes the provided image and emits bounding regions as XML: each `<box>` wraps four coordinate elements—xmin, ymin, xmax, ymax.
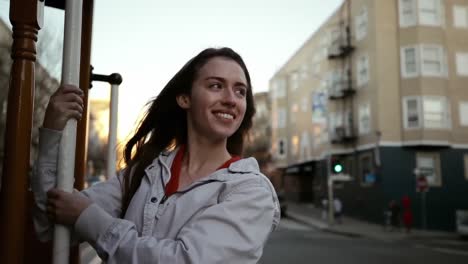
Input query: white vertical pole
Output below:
<box><xmin>54</xmin><ymin>0</ymin><xmax>83</xmax><ymax>263</ymax></box>
<box><xmin>107</xmin><ymin>84</ymin><xmax>119</xmax><ymax>177</ymax></box>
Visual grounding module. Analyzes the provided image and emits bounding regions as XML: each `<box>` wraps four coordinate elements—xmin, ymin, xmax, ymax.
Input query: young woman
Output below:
<box><xmin>32</xmin><ymin>47</ymin><xmax>280</xmax><ymax>263</ymax></box>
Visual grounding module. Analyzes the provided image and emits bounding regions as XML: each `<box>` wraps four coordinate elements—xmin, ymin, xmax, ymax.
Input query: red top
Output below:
<box><xmin>164</xmin><ymin>145</ymin><xmax>241</xmax><ymax>197</ymax></box>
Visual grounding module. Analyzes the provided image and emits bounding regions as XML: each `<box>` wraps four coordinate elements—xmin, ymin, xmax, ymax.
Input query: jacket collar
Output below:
<box><xmin>144</xmin><ymin>147</ymin><xmax>260</xmax><ymax>184</ymax></box>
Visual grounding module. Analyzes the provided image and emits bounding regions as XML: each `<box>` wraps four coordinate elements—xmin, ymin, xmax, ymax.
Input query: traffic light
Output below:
<box><xmin>331</xmin><ymin>157</ymin><xmax>344</xmax><ymax>174</ymax></box>
<box><xmin>333</xmin><ymin>163</ymin><xmax>343</xmax><ymax>174</ymax></box>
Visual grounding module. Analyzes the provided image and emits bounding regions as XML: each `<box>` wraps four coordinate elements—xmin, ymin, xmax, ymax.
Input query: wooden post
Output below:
<box><xmin>0</xmin><ymin>0</ymin><xmax>42</xmax><ymax>263</ymax></box>
<box><xmin>75</xmin><ymin>0</ymin><xmax>94</xmax><ymax>193</ymax></box>
<box><xmin>70</xmin><ymin>1</ymin><xmax>95</xmax><ymax>263</ymax></box>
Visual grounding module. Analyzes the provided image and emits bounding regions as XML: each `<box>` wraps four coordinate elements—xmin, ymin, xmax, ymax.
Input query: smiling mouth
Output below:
<box><xmin>215</xmin><ymin>112</ymin><xmax>234</xmax><ymax>120</ymax></box>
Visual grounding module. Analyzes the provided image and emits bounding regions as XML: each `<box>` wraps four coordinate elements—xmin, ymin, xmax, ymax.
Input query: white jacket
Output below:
<box><xmin>31</xmin><ymin>128</ymin><xmax>280</xmax><ymax>263</ymax></box>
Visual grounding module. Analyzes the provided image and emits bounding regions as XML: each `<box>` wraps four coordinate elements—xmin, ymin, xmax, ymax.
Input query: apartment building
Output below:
<box><xmin>270</xmin><ymin>0</ymin><xmax>468</xmax><ymax>231</ymax></box>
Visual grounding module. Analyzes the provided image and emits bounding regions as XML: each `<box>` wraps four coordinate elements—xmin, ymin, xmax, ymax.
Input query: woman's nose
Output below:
<box><xmin>221</xmin><ymin>88</ymin><xmax>236</xmax><ymax>106</ymax></box>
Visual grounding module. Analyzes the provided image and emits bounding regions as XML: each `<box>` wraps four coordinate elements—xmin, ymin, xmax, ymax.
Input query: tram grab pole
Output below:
<box><xmin>90</xmin><ymin>72</ymin><xmax>123</xmax><ymax>178</ymax></box>
<box><xmin>54</xmin><ymin>0</ymin><xmax>83</xmax><ymax>263</ymax></box>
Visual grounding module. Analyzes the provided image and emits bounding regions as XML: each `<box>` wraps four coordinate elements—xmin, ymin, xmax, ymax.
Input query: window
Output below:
<box><xmin>403</xmin><ymin>96</ymin><xmax>451</xmax><ymax>129</ymax></box>
<box><xmin>399</xmin><ymin>0</ymin><xmax>417</xmax><ymax>27</ymax></box>
<box><xmin>423</xmin><ymin>97</ymin><xmax>450</xmax><ymax>129</ymax></box>
<box><xmin>271</xmin><ymin>78</ymin><xmax>286</xmax><ymax>99</ymax></box>
<box><xmin>456</xmin><ymin>53</ymin><xmax>468</xmax><ymax>76</ymax></box>
<box><xmin>328</xmin><ymin>112</ymin><xmax>339</xmax><ymax>136</ymax></box>
<box><xmin>401</xmin><ymin>45</ymin><xmax>447</xmax><ymax>78</ymax></box>
<box><xmin>355</xmin><ymin>6</ymin><xmax>368</xmax><ymax>41</ymax></box>
<box><xmin>299</xmin><ymin>131</ymin><xmax>311</xmax><ymax>161</ymax></box>
<box><xmin>270</xmin><ymin>81</ymin><xmax>277</xmax><ymax>99</ymax></box>
<box><xmin>290</xmin><ymin>103</ymin><xmax>298</xmax><ymax>123</ymax></box>
<box><xmin>403</xmin><ymin>97</ymin><xmax>421</xmax><ymax>129</ymax></box>
<box><xmin>291</xmin><ymin>135</ymin><xmax>299</xmax><ymax>156</ymax></box>
<box><xmin>421</xmin><ymin>45</ymin><xmax>446</xmax><ymax>76</ymax></box>
<box><xmin>312</xmin><ymin>63</ymin><xmax>321</xmax><ymax>75</ymax></box>
<box><xmin>300</xmin><ymin>64</ymin><xmax>308</xmax><ymax>80</ymax></box>
<box><xmin>460</xmin><ymin>102</ymin><xmax>468</xmax><ymax>126</ymax></box>
<box><xmin>416</xmin><ymin>152</ymin><xmax>442</xmax><ymax>186</ymax></box>
<box><xmin>400</xmin><ymin>0</ymin><xmax>445</xmax><ymax>27</ymax></box>
<box><xmin>419</xmin><ymin>0</ymin><xmax>443</xmax><ymax>26</ymax></box>
<box><xmin>278</xmin><ymin>108</ymin><xmax>286</xmax><ymax>128</ymax></box>
<box><xmin>290</xmin><ymin>72</ymin><xmax>299</xmax><ymax>91</ymax></box>
<box><xmin>312</xmin><ymin>53</ymin><xmax>320</xmax><ymax>64</ymax></box>
<box><xmin>356</xmin><ymin>54</ymin><xmax>369</xmax><ymax>86</ymax></box>
<box><xmin>401</xmin><ymin>46</ymin><xmax>419</xmax><ymax>78</ymax></box>
<box><xmin>359</xmin><ymin>103</ymin><xmax>371</xmax><ymax>135</ymax></box>
<box><xmin>453</xmin><ymin>6</ymin><xmax>468</xmax><ymax>28</ymax></box>
<box><xmin>329</xmin><ymin>69</ymin><xmax>346</xmax><ymax>96</ymax></box>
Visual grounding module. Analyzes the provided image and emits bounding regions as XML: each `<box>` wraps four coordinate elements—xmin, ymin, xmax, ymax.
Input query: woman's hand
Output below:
<box><xmin>47</xmin><ymin>188</ymin><xmax>92</xmax><ymax>226</ymax></box>
<box><xmin>43</xmin><ymin>85</ymin><xmax>84</xmax><ymax>131</ymax></box>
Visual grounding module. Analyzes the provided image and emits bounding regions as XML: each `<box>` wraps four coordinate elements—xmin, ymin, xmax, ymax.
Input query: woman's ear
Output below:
<box><xmin>176</xmin><ymin>94</ymin><xmax>191</xmax><ymax>109</ymax></box>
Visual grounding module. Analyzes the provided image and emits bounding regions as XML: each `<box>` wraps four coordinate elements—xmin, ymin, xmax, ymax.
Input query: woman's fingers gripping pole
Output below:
<box><xmin>43</xmin><ymin>85</ymin><xmax>85</xmax><ymax>131</ymax></box>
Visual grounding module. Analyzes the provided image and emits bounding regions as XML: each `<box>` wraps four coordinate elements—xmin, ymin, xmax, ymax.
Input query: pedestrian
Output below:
<box><xmin>31</xmin><ymin>47</ymin><xmax>280</xmax><ymax>263</ymax></box>
<box><xmin>389</xmin><ymin>199</ymin><xmax>401</xmax><ymax>231</ymax></box>
<box><xmin>401</xmin><ymin>195</ymin><xmax>413</xmax><ymax>233</ymax></box>
<box><xmin>321</xmin><ymin>196</ymin><xmax>328</xmax><ymax>220</ymax></box>
<box><xmin>383</xmin><ymin>204</ymin><xmax>392</xmax><ymax>231</ymax></box>
<box><xmin>333</xmin><ymin>197</ymin><xmax>343</xmax><ymax>224</ymax></box>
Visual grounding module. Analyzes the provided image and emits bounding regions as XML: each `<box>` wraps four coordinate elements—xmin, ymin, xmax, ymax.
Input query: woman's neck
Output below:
<box><xmin>181</xmin><ymin>135</ymin><xmax>231</xmax><ymax>181</ymax></box>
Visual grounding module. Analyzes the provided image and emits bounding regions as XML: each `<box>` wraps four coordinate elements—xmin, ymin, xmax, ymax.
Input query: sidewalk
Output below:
<box><xmin>286</xmin><ymin>202</ymin><xmax>460</xmax><ymax>243</ymax></box>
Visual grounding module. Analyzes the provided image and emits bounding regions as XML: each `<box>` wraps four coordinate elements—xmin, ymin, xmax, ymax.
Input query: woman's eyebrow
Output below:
<box><xmin>205</xmin><ymin>76</ymin><xmax>225</xmax><ymax>82</ymax></box>
<box><xmin>205</xmin><ymin>76</ymin><xmax>247</xmax><ymax>87</ymax></box>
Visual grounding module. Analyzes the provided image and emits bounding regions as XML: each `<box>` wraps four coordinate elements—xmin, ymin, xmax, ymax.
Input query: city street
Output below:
<box><xmin>260</xmin><ymin>217</ymin><xmax>468</xmax><ymax>264</ymax></box>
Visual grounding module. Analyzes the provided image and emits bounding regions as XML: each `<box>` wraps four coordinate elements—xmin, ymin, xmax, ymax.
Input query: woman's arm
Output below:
<box><xmin>30</xmin><ymin>127</ymin><xmax>63</xmax><ymax>241</ymax></box>
<box><xmin>30</xmin><ymin>85</ymin><xmax>124</xmax><ymax>241</ymax></box>
<box><xmin>74</xmin><ymin>179</ymin><xmax>279</xmax><ymax>264</ymax></box>
<box><xmin>31</xmin><ymin>127</ymin><xmax>125</xmax><ymax>242</ymax></box>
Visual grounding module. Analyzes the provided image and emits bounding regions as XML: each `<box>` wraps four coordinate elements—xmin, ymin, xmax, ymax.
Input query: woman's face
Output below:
<box><xmin>180</xmin><ymin>56</ymin><xmax>248</xmax><ymax>141</ymax></box>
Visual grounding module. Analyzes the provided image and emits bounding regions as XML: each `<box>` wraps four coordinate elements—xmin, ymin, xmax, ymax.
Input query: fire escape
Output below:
<box><xmin>327</xmin><ymin>15</ymin><xmax>356</xmax><ymax>144</ymax></box>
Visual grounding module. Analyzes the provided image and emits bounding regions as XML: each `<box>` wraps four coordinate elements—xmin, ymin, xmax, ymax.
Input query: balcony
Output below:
<box><xmin>327</xmin><ymin>72</ymin><xmax>355</xmax><ymax>100</ymax></box>
<box><xmin>329</xmin><ymin>125</ymin><xmax>356</xmax><ymax>144</ymax></box>
<box><xmin>327</xmin><ymin>26</ymin><xmax>354</xmax><ymax>59</ymax></box>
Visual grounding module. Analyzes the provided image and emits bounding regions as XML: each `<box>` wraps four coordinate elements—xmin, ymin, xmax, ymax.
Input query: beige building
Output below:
<box><xmin>270</xmin><ymin>0</ymin><xmax>468</xmax><ymax>231</ymax></box>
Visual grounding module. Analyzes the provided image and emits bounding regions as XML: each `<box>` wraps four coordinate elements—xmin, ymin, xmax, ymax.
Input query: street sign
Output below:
<box><xmin>414</xmin><ymin>167</ymin><xmax>434</xmax><ymax>176</ymax></box>
<box><xmin>330</xmin><ymin>173</ymin><xmax>352</xmax><ymax>181</ymax></box>
<box><xmin>416</xmin><ymin>175</ymin><xmax>429</xmax><ymax>193</ymax></box>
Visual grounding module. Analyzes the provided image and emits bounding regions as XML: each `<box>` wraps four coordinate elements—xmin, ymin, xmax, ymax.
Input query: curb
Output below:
<box><xmin>286</xmin><ymin>212</ymin><xmax>362</xmax><ymax>238</ymax></box>
<box><xmin>286</xmin><ymin>210</ymin><xmax>463</xmax><ymax>243</ymax></box>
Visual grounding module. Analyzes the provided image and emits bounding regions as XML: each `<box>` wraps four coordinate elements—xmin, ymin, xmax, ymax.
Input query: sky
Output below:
<box><xmin>1</xmin><ymin>0</ymin><xmax>343</xmax><ymax>142</ymax></box>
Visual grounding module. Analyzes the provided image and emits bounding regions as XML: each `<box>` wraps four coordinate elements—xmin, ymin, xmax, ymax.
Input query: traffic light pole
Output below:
<box><xmin>327</xmin><ymin>154</ymin><xmax>335</xmax><ymax>225</ymax></box>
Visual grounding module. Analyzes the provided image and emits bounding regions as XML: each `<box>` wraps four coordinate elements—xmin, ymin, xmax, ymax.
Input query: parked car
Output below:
<box><xmin>456</xmin><ymin>210</ymin><xmax>468</xmax><ymax>237</ymax></box>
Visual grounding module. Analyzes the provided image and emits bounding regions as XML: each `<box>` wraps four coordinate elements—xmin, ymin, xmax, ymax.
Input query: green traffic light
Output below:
<box><xmin>333</xmin><ymin>164</ymin><xmax>343</xmax><ymax>173</ymax></box>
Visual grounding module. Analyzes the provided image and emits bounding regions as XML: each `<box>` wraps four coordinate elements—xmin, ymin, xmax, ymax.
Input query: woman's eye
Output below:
<box><xmin>236</xmin><ymin>88</ymin><xmax>247</xmax><ymax>97</ymax></box>
<box><xmin>209</xmin><ymin>83</ymin><xmax>222</xmax><ymax>89</ymax></box>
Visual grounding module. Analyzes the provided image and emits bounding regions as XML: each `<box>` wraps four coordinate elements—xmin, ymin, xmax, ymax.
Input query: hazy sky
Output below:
<box><xmin>2</xmin><ymin>0</ymin><xmax>343</xmax><ymax>141</ymax></box>
<box><xmin>89</xmin><ymin>0</ymin><xmax>343</xmax><ymax>140</ymax></box>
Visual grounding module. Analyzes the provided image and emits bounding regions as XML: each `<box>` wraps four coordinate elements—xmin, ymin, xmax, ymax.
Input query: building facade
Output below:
<box><xmin>270</xmin><ymin>0</ymin><xmax>468</xmax><ymax>231</ymax></box>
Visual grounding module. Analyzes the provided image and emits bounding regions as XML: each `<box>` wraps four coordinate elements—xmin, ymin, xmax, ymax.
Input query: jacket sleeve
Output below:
<box><xmin>74</xmin><ymin>179</ymin><xmax>279</xmax><ymax>264</ymax></box>
<box><xmin>31</xmin><ymin>128</ymin><xmax>124</xmax><ymax>242</ymax></box>
<box><xmin>30</xmin><ymin>127</ymin><xmax>62</xmax><ymax>241</ymax></box>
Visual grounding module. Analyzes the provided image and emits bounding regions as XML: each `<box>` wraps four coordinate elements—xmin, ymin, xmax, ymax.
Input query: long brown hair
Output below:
<box><xmin>120</xmin><ymin>47</ymin><xmax>255</xmax><ymax>217</ymax></box>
